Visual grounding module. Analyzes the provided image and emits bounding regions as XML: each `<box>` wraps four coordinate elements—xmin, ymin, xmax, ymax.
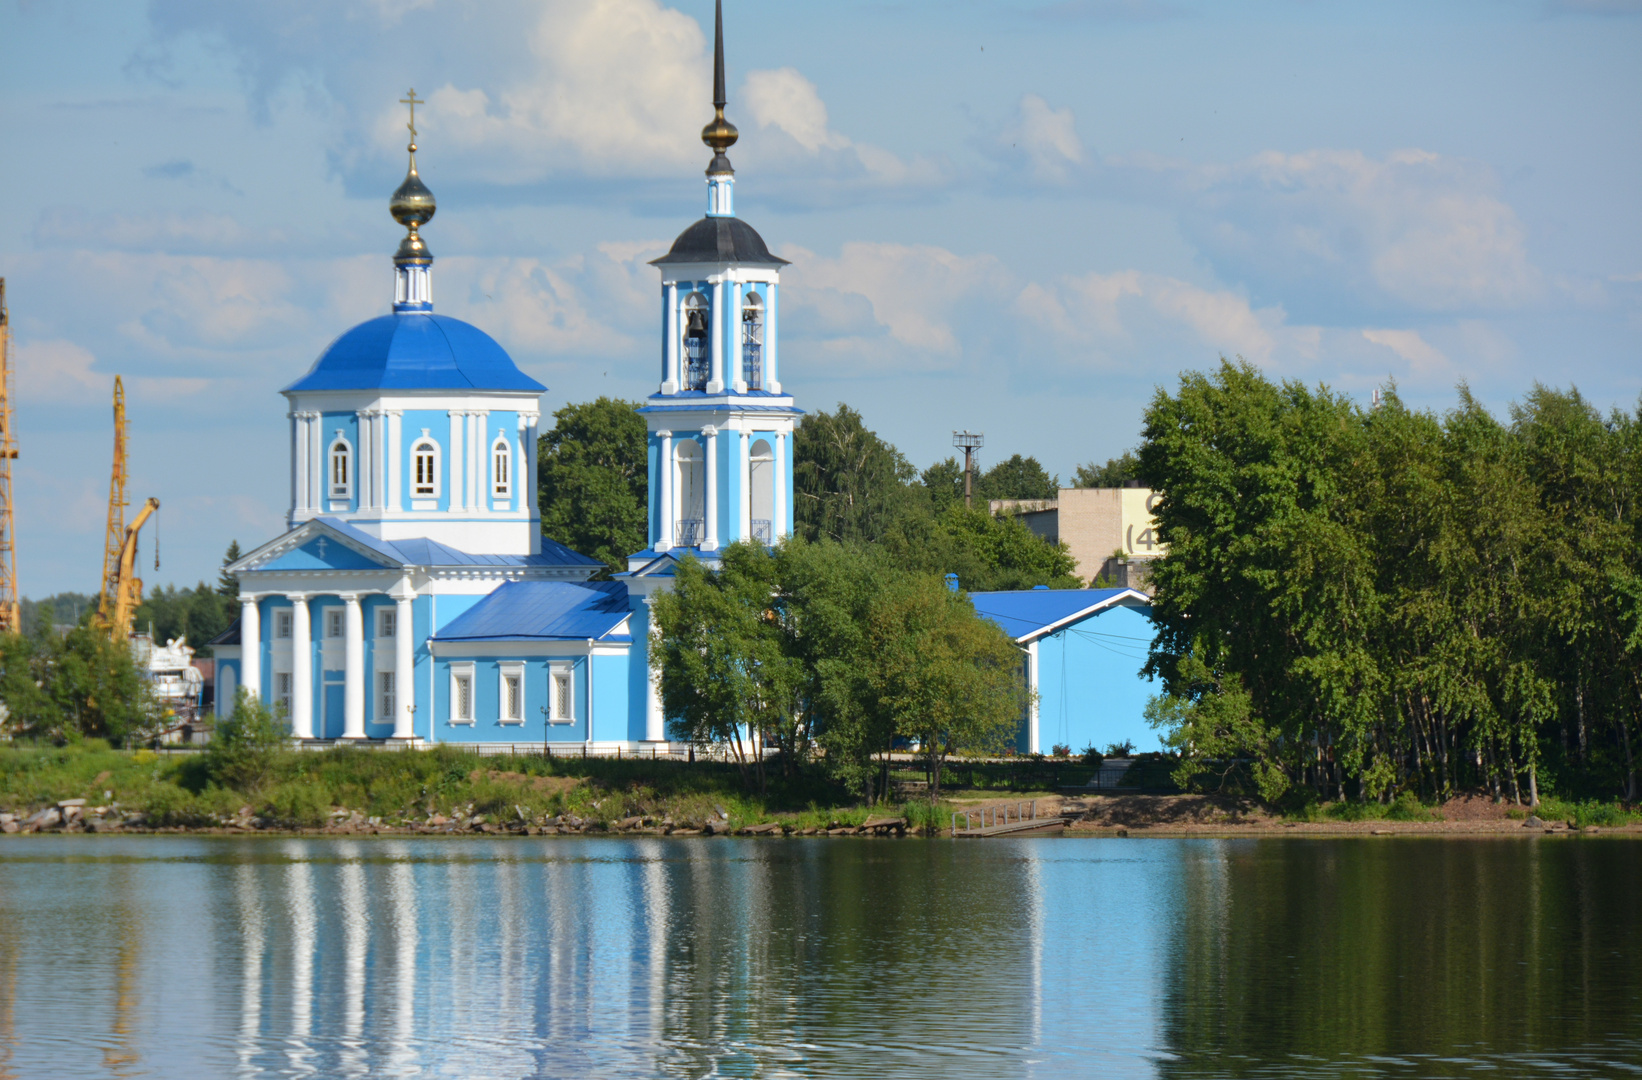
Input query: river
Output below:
<box><xmin>0</xmin><ymin>836</ymin><xmax>1636</xmax><ymax>1078</ymax></box>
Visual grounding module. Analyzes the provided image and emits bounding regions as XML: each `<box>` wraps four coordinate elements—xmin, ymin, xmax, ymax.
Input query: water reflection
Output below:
<box><xmin>0</xmin><ymin>837</ymin><xmax>1635</xmax><ymax>1078</ymax></box>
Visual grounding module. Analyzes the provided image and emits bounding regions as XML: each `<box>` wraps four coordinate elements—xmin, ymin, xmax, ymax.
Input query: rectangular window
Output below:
<box><xmin>498</xmin><ymin>662</ymin><xmax>524</xmax><ymax>724</ymax></box>
<box><xmin>326</xmin><ymin>609</ymin><xmax>343</xmax><ymax>639</ymax></box>
<box><xmin>274</xmin><ymin>610</ymin><xmax>293</xmax><ymax>640</ymax></box>
<box><xmin>275</xmin><ymin>672</ymin><xmax>293</xmax><ymax>716</ymax></box>
<box><xmin>378</xmin><ymin>608</ymin><xmax>396</xmax><ymax>639</ymax></box>
<box><xmin>378</xmin><ymin>671</ymin><xmax>395</xmax><ymax>723</ymax></box>
<box><xmin>450</xmin><ymin>663</ymin><xmax>475</xmax><ymax>724</ymax></box>
<box><xmin>412</xmin><ymin>440</ymin><xmax>438</xmax><ymax>497</ymax></box>
<box><xmin>493</xmin><ymin>444</ymin><xmax>510</xmax><ymax>497</ymax></box>
<box><xmin>548</xmin><ymin>663</ymin><xmax>574</xmax><ymax>723</ymax></box>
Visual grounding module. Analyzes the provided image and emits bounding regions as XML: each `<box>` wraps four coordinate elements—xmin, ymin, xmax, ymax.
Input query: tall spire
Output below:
<box><xmin>390</xmin><ymin>88</ymin><xmax>436</xmax><ymax>311</ymax></box>
<box><xmin>700</xmin><ymin>0</ymin><xmax>738</xmax><ymax>215</ymax></box>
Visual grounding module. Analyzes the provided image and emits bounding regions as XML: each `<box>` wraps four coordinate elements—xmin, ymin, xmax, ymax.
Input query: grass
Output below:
<box><xmin>1286</xmin><ymin>791</ymin><xmax>1443</xmax><ymax>823</ymax></box>
<box><xmin>1535</xmin><ymin>796</ymin><xmax>1642</xmax><ymax>829</ymax></box>
<box><xmin>0</xmin><ymin>742</ymin><xmax>969</xmax><ymax>832</ymax></box>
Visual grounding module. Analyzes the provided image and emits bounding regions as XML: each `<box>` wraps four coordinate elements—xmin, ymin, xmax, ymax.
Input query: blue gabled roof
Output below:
<box><xmin>436</xmin><ymin>581</ymin><xmax>632</xmax><ymax>641</ymax></box>
<box><xmin>968</xmin><ymin>588</ymin><xmax>1149</xmax><ymax>642</ymax></box>
<box><xmin>283</xmin><ymin>312</ymin><xmax>545</xmax><ymax>394</ymax></box>
<box><xmin>240</xmin><ymin>517</ymin><xmax>603</xmax><ymax>572</ymax></box>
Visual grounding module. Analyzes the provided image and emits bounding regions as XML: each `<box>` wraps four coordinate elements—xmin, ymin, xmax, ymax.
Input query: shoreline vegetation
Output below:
<box><xmin>3</xmin><ymin>741</ymin><xmax>1636</xmax><ymax>839</ymax></box>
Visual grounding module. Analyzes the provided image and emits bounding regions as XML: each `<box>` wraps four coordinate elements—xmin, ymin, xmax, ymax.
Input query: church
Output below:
<box><xmin>213</xmin><ymin>3</ymin><xmax>796</xmax><ymax>750</ymax></box>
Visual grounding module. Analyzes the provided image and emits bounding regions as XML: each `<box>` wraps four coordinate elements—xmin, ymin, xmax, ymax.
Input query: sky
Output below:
<box><xmin>1</xmin><ymin>0</ymin><xmax>1639</xmax><ymax>598</ymax></box>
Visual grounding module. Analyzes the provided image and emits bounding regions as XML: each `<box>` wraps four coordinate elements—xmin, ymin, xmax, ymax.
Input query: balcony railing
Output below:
<box><xmin>742</xmin><ymin>343</ymin><xmax>763</xmax><ymax>390</ymax></box>
<box><xmin>750</xmin><ymin>519</ymin><xmax>772</xmax><ymax>544</ymax></box>
<box><xmin>675</xmin><ymin>519</ymin><xmax>703</xmax><ymax>548</ymax></box>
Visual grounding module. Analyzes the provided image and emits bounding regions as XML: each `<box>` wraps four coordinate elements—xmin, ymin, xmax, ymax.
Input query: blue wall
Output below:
<box><xmin>431</xmin><ymin>653</ymin><xmax>590</xmax><ymax>743</ymax></box>
<box><xmin>1024</xmin><ymin>603</ymin><xmax>1159</xmax><ymax>755</ymax></box>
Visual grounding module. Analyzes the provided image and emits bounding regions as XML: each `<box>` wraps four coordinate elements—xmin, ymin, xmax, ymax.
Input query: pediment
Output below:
<box><xmin>235</xmin><ymin>522</ymin><xmax>400</xmax><ymax>574</ymax></box>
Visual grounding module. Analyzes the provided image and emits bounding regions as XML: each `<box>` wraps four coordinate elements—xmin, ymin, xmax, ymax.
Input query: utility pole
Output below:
<box><xmin>0</xmin><ymin>280</ymin><xmax>18</xmax><ymax>633</ymax></box>
<box><xmin>953</xmin><ymin>430</ymin><xmax>984</xmax><ymax>509</ymax></box>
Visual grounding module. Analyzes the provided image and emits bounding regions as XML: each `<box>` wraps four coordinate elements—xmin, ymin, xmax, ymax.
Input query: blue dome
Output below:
<box><xmin>284</xmin><ymin>312</ymin><xmax>546</xmax><ymax>393</ymax></box>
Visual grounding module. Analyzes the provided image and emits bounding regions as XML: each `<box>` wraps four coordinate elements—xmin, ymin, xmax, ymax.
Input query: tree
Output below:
<box><xmin>793</xmin><ymin>404</ymin><xmax>919</xmax><ymax>545</ymax></box>
<box><xmin>217</xmin><ymin>541</ymin><xmax>242</xmax><ymax>597</ymax></box>
<box><xmin>135</xmin><ymin>582</ymin><xmax>234</xmax><ymax>657</ymax></box>
<box><xmin>537</xmin><ymin>398</ymin><xmax>649</xmax><ymax>574</ymax></box>
<box><xmin>0</xmin><ymin>624</ymin><xmax>151</xmax><ymax>743</ymax></box>
<box><xmin>862</xmin><ymin>574</ymin><xmax>1027</xmax><ymax>795</ymax></box>
<box><xmin>980</xmin><ymin>453</ymin><xmax>1058</xmax><ymax>500</ymax></box>
<box><xmin>1074</xmin><ymin>451</ymin><xmax>1140</xmax><ymax>488</ymax></box>
<box><xmin>880</xmin><ymin>503</ymin><xmax>1081</xmax><ymax>592</ymax></box>
<box><xmin>205</xmin><ymin>692</ymin><xmax>289</xmax><ymax>793</ymax></box>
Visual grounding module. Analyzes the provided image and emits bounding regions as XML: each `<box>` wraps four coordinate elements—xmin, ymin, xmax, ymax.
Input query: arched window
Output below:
<box><xmin>682</xmin><ymin>292</ymin><xmax>709</xmax><ymax>391</ymax></box>
<box><xmin>328</xmin><ymin>432</ymin><xmax>353</xmax><ymax>500</ymax></box>
<box><xmin>749</xmin><ymin>438</ymin><xmax>773</xmax><ymax>544</ymax></box>
<box><xmin>491</xmin><ymin>435</ymin><xmax>511</xmax><ymax>499</ymax></box>
<box><xmin>675</xmin><ymin>440</ymin><xmax>704</xmax><ymax>547</ymax></box>
<box><xmin>741</xmin><ymin>292</ymin><xmax>764</xmax><ymax>390</ymax></box>
<box><xmin>412</xmin><ymin>434</ymin><xmax>440</xmax><ymax>498</ymax></box>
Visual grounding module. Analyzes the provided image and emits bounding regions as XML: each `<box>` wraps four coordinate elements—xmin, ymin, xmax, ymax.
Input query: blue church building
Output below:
<box><xmin>213</xmin><ymin>4</ymin><xmax>1157</xmax><ymax>754</ymax></box>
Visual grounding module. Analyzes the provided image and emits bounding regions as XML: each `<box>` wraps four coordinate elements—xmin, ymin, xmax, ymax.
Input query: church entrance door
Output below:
<box><xmin>324</xmin><ymin>684</ymin><xmax>346</xmax><ymax>739</ymax></box>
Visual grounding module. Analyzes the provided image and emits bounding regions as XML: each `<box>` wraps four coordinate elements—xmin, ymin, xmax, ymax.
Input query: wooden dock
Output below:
<box><xmin>951</xmin><ymin>800</ymin><xmax>1070</xmax><ymax>838</ymax></box>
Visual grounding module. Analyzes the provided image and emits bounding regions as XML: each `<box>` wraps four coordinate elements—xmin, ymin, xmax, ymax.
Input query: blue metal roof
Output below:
<box><xmin>968</xmin><ymin>588</ymin><xmax>1149</xmax><ymax>642</ymax></box>
<box><xmin>283</xmin><ymin>311</ymin><xmax>545</xmax><ymax>394</ymax></box>
<box><xmin>436</xmin><ymin>581</ymin><xmax>632</xmax><ymax>641</ymax></box>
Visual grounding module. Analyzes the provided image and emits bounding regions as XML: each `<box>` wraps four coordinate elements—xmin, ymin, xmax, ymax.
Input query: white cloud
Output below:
<box><xmin>1000</xmin><ymin>95</ymin><xmax>1085</xmax><ymax>184</ymax></box>
<box><xmin>779</xmin><ymin>242</ymin><xmax>1010</xmax><ymax>372</ymax></box>
<box><xmin>1126</xmin><ymin>147</ymin><xmax>1542</xmax><ymax>313</ymax></box>
<box><xmin>1362</xmin><ymin>328</ymin><xmax>1449</xmax><ymax>377</ymax></box>
<box><xmin>13</xmin><ymin>339</ymin><xmax>106</xmax><ymax>405</ymax></box>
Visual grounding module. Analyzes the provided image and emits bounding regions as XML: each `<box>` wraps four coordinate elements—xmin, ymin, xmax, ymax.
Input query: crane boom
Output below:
<box><xmin>97</xmin><ymin>377</ymin><xmax>128</xmax><ymax>631</ymax></box>
<box><xmin>0</xmin><ymin>280</ymin><xmax>18</xmax><ymax>634</ymax></box>
<box><xmin>107</xmin><ymin>498</ymin><xmax>159</xmax><ymax>641</ymax></box>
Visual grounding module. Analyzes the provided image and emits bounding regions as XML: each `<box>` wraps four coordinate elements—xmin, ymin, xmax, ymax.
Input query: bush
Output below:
<box><xmin>1050</xmin><ymin>743</ymin><xmax>1071</xmax><ymax>758</ymax></box>
<box><xmin>1386</xmin><ymin>791</ymin><xmax>1437</xmax><ymax>821</ymax></box>
<box><xmin>1105</xmin><ymin>739</ymin><xmax>1137</xmax><ymax>757</ymax></box>
<box><xmin>260</xmin><ymin>781</ymin><xmax>330</xmax><ymax>827</ymax></box>
<box><xmin>205</xmin><ymin>694</ymin><xmax>289</xmax><ymax>793</ymax></box>
<box><xmin>1080</xmin><ymin>746</ymin><xmax>1104</xmax><ymax>768</ymax></box>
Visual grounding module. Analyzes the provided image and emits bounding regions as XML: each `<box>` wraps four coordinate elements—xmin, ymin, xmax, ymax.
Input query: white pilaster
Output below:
<box><xmin>662</xmin><ymin>283</ymin><xmax>679</xmax><ymax>394</ymax></box>
<box><xmin>240</xmin><ymin>596</ymin><xmax>261</xmax><ymax>706</ymax></box>
<box><xmin>386</xmin><ymin>410</ymin><xmax>402</xmax><ymax>514</ymax></box>
<box><xmin>288</xmin><ymin>594</ymin><xmax>313</xmax><ymax>739</ymax></box>
<box><xmin>356</xmin><ymin>411</ymin><xmax>373</xmax><ymax>510</ymax></box>
<box><xmin>472</xmin><ymin>410</ymin><xmax>489</xmax><ymax>513</ymax></box>
<box><xmin>656</xmin><ymin>430</ymin><xmax>673</xmax><ymax>551</ymax></box>
<box><xmin>524</xmin><ymin>412</ymin><xmax>540</xmax><ymax>554</ymax></box>
<box><xmin>342</xmin><ymin>594</ymin><xmax>365</xmax><ymax>739</ymax></box>
<box><xmin>703</xmin><ymin>426</ymin><xmax>719</xmax><ymax>550</ymax></box>
<box><xmin>730</xmin><ymin>283</ymin><xmax>746</xmax><ymax>393</ymax></box>
<box><xmin>738</xmin><ymin>428</ymin><xmax>751</xmax><ymax>543</ymax></box>
<box><xmin>774</xmin><ymin>431</ymin><xmax>788</xmax><ymax>540</ymax></box>
<box><xmin>288</xmin><ymin>413</ymin><xmax>298</xmax><ymax>524</ymax></box>
<box><xmin>373</xmin><ymin>410</ymin><xmax>386</xmax><ymax>511</ymax></box>
<box><xmin>309</xmin><ymin>416</ymin><xmax>322</xmax><ymax>512</ymax></box>
<box><xmin>295</xmin><ymin>413</ymin><xmax>312</xmax><ymax>514</ymax></box>
<box><xmin>1027</xmin><ymin>638</ymin><xmax>1040</xmax><ymax>753</ymax></box>
<box><xmin>393</xmin><ymin>594</ymin><xmax>415</xmax><ymax>740</ymax></box>
<box><xmin>447</xmin><ymin>411</ymin><xmax>464</xmax><ymax>512</ymax></box>
<box><xmin>644</xmin><ymin>597</ymin><xmax>665</xmax><ymax>742</ymax></box>
<box><xmin>707</xmin><ymin>279</ymin><xmax>724</xmax><ymax>394</ymax></box>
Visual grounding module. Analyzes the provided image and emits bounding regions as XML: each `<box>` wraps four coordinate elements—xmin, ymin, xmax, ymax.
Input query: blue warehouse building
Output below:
<box><xmin>969</xmin><ymin>588</ymin><xmax>1160</xmax><ymax>756</ymax></box>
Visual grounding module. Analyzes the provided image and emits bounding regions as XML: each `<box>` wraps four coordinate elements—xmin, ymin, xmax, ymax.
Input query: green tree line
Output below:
<box><xmin>1141</xmin><ymin>361</ymin><xmax>1642</xmax><ymax>806</ymax></box>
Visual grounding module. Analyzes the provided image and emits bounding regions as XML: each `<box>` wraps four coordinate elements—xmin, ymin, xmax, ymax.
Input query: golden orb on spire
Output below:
<box><xmin>390</xmin><ymin>89</ymin><xmax>435</xmax><ymax>260</ymax></box>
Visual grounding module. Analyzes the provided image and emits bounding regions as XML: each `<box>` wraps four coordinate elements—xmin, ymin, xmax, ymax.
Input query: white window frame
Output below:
<box><xmin>376</xmin><ymin>607</ymin><xmax>396</xmax><ymax>640</ymax></box>
<box><xmin>275</xmin><ymin>671</ymin><xmax>293</xmax><ymax>716</ymax></box>
<box><xmin>411</xmin><ymin>434</ymin><xmax>441</xmax><ymax>498</ymax></box>
<box><xmin>328</xmin><ymin>432</ymin><xmax>354</xmax><ymax>500</ymax></box>
<box><xmin>325</xmin><ymin>609</ymin><xmax>344</xmax><ymax>640</ymax></box>
<box><xmin>274</xmin><ymin>610</ymin><xmax>293</xmax><ymax>640</ymax></box>
<box><xmin>548</xmin><ymin>661</ymin><xmax>574</xmax><ymax>724</ymax></box>
<box><xmin>491</xmin><ymin>435</ymin><xmax>512</xmax><ymax>499</ymax></box>
<box><xmin>498</xmin><ymin>661</ymin><xmax>525</xmax><ymax>725</ymax></box>
<box><xmin>378</xmin><ymin>670</ymin><xmax>396</xmax><ymax>725</ymax></box>
<box><xmin>449</xmin><ymin>662</ymin><xmax>475</xmax><ymax>725</ymax></box>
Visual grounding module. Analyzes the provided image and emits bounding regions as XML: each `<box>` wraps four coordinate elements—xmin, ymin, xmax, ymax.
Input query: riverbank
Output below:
<box><xmin>3</xmin><ymin>743</ymin><xmax>1637</xmax><ymax>838</ymax></box>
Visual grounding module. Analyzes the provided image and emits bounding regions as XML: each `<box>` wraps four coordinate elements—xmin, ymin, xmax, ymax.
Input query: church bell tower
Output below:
<box><xmin>637</xmin><ymin>0</ymin><xmax>798</xmax><ymax>559</ymax></box>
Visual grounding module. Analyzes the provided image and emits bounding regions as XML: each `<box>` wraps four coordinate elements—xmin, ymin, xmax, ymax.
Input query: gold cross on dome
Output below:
<box><xmin>399</xmin><ymin>88</ymin><xmax>424</xmax><ymax>141</ymax></box>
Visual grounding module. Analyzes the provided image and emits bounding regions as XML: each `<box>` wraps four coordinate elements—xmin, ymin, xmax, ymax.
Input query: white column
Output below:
<box><xmin>386</xmin><ymin>410</ymin><xmax>402</xmax><ymax>514</ymax></box>
<box><xmin>288</xmin><ymin>595</ymin><xmax>313</xmax><ymax>739</ymax></box>
<box><xmin>288</xmin><ymin>414</ymin><xmax>298</xmax><ymax>524</ymax></box>
<box><xmin>656</xmin><ymin>430</ymin><xmax>673</xmax><ymax>550</ymax></box>
<box><xmin>447</xmin><ymin>411</ymin><xmax>464</xmax><ymax>512</ymax></box>
<box><xmin>767</xmin><ymin>282</ymin><xmax>780</xmax><ymax>393</ymax></box>
<box><xmin>473</xmin><ymin>411</ymin><xmax>489</xmax><ymax>513</ymax></box>
<box><xmin>644</xmin><ymin>597</ymin><xmax>665</xmax><ymax>741</ymax></box>
<box><xmin>729</xmin><ymin>281</ymin><xmax>744</xmax><ymax>393</ymax></box>
<box><xmin>738</xmin><ymin>429</ymin><xmax>750</xmax><ymax>542</ymax></box>
<box><xmin>239</xmin><ymin>596</ymin><xmax>261</xmax><ymax>705</ymax></box>
<box><xmin>296</xmin><ymin>414</ymin><xmax>312</xmax><ymax>514</ymax></box>
<box><xmin>372</xmin><ymin>411</ymin><xmax>386</xmax><ymax>511</ymax></box>
<box><xmin>663</xmin><ymin>283</ymin><xmax>678</xmax><ymax>394</ymax></box>
<box><xmin>310</xmin><ymin>415</ymin><xmax>323</xmax><ymax>510</ymax></box>
<box><xmin>707</xmin><ymin>279</ymin><xmax>724</xmax><ymax>393</ymax></box>
<box><xmin>703</xmin><ymin>425</ymin><xmax>718</xmax><ymax>551</ymax></box>
<box><xmin>774</xmin><ymin>430</ymin><xmax>788</xmax><ymax>540</ymax></box>
<box><xmin>342</xmin><ymin>594</ymin><xmax>365</xmax><ymax>739</ymax></box>
<box><xmin>393</xmin><ymin>595</ymin><xmax>415</xmax><ymax>740</ymax></box>
<box><xmin>524</xmin><ymin>412</ymin><xmax>540</xmax><ymax>554</ymax></box>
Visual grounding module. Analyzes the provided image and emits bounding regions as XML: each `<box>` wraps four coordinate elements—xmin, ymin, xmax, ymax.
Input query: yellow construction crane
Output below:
<box><xmin>93</xmin><ymin>376</ymin><xmax>159</xmax><ymax>640</ymax></box>
<box><xmin>0</xmin><ymin>279</ymin><xmax>18</xmax><ymax>634</ymax></box>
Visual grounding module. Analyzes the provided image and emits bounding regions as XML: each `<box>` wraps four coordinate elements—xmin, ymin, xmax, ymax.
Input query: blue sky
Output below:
<box><xmin>1</xmin><ymin>0</ymin><xmax>1639</xmax><ymax>597</ymax></box>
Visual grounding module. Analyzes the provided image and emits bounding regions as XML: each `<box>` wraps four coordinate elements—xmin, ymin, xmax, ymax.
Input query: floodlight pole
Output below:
<box><xmin>953</xmin><ymin>431</ymin><xmax>984</xmax><ymax>508</ymax></box>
